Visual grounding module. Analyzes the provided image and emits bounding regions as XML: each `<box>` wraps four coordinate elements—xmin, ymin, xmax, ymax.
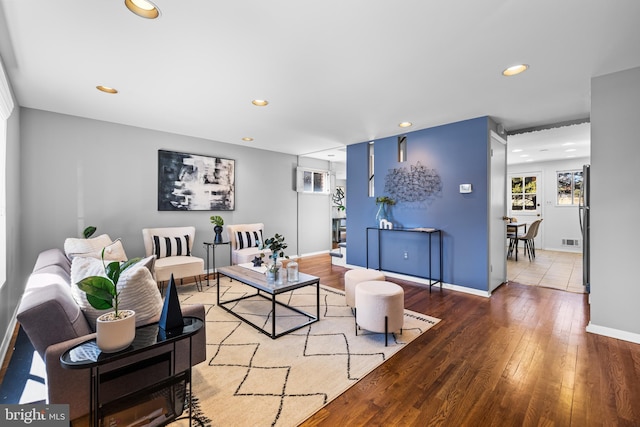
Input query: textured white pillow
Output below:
<box><xmin>70</xmin><ymin>255</ymin><xmax>163</xmax><ymax>331</ymax></box>
<box><xmin>68</xmin><ymin>238</ymin><xmax>128</xmax><ymax>262</ymax></box>
<box><xmin>64</xmin><ymin>234</ymin><xmax>113</xmax><ymax>259</ymax></box>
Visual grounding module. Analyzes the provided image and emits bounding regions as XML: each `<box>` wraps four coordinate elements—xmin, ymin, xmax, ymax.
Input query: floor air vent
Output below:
<box><xmin>562</xmin><ymin>239</ymin><xmax>581</xmax><ymax>247</ymax></box>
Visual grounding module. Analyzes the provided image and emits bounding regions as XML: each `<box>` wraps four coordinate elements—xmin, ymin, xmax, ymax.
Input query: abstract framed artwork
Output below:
<box><xmin>158</xmin><ymin>150</ymin><xmax>235</xmax><ymax>211</ymax></box>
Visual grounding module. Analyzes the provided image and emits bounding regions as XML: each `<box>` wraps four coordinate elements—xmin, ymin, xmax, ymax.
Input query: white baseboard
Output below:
<box><xmin>0</xmin><ymin>308</ymin><xmax>19</xmax><ymax>370</ymax></box>
<box><xmin>301</xmin><ymin>249</ymin><xmax>331</xmax><ymax>257</ymax></box>
<box><xmin>586</xmin><ymin>322</ymin><xmax>640</xmax><ymax>344</ymax></box>
<box><xmin>342</xmin><ymin>266</ymin><xmax>491</xmax><ymax>298</ymax></box>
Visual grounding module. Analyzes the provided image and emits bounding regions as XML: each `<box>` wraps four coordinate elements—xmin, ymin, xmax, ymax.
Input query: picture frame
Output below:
<box><xmin>158</xmin><ymin>150</ymin><xmax>235</xmax><ymax>211</ymax></box>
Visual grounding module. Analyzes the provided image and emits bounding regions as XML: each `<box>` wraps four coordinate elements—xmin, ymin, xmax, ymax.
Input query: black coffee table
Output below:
<box><xmin>216</xmin><ymin>265</ymin><xmax>320</xmax><ymax>339</ymax></box>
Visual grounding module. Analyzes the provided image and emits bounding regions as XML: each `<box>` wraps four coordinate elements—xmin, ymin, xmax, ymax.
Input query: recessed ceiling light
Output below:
<box><xmin>525</xmin><ymin>159</ymin><xmax>534</xmax><ymax>162</ymax></box>
<box><xmin>252</xmin><ymin>99</ymin><xmax>269</xmax><ymax>107</ymax></box>
<box><xmin>242</xmin><ymin>137</ymin><xmax>254</xmax><ymax>142</ymax></box>
<box><xmin>502</xmin><ymin>64</ymin><xmax>529</xmax><ymax>76</ymax></box>
<box><xmin>565</xmin><ymin>148</ymin><xmax>577</xmax><ymax>152</ymax></box>
<box><xmin>520</xmin><ymin>154</ymin><xmax>529</xmax><ymax>158</ymax></box>
<box><xmin>399</xmin><ymin>122</ymin><xmax>412</xmax><ymax>128</ymax></box>
<box><xmin>96</xmin><ymin>85</ymin><xmax>118</xmax><ymax>94</ymax></box>
<box><xmin>512</xmin><ymin>149</ymin><xmax>523</xmax><ymax>153</ymax></box>
<box><xmin>561</xmin><ymin>142</ymin><xmax>575</xmax><ymax>146</ymax></box>
<box><xmin>125</xmin><ymin>0</ymin><xmax>160</xmax><ymax>19</ymax></box>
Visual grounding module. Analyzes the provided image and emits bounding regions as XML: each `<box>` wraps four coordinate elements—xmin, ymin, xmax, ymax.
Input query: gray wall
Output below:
<box><xmin>17</xmin><ymin>107</ymin><xmax>329</xmax><ymax>282</ymax></box>
<box><xmin>296</xmin><ymin>156</ymin><xmax>332</xmax><ymax>255</ymax></box>
<box><xmin>589</xmin><ymin>66</ymin><xmax>640</xmax><ymax>339</ymax></box>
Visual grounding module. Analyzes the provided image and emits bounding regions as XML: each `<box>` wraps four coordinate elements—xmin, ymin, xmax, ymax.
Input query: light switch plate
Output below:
<box><xmin>459</xmin><ymin>184</ymin><xmax>472</xmax><ymax>193</ymax></box>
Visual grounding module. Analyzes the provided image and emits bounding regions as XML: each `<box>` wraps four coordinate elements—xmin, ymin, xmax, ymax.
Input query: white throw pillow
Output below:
<box><xmin>235</xmin><ymin>230</ymin><xmax>263</xmax><ymax>250</ymax></box>
<box><xmin>68</xmin><ymin>238</ymin><xmax>128</xmax><ymax>262</ymax></box>
<box><xmin>152</xmin><ymin>235</ymin><xmax>191</xmax><ymax>258</ymax></box>
<box><xmin>70</xmin><ymin>255</ymin><xmax>163</xmax><ymax>331</ymax></box>
<box><xmin>64</xmin><ymin>234</ymin><xmax>113</xmax><ymax>259</ymax></box>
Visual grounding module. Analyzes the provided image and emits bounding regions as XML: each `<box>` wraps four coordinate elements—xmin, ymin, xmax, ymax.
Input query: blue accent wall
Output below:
<box><xmin>346</xmin><ymin>117</ymin><xmax>490</xmax><ymax>291</ymax></box>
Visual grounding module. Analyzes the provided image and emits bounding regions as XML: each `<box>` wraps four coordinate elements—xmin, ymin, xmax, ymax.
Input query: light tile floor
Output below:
<box><xmin>507</xmin><ymin>247</ymin><xmax>585</xmax><ymax>293</ymax></box>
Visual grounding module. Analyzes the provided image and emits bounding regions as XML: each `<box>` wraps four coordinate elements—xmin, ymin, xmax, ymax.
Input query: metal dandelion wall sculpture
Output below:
<box><xmin>383</xmin><ymin>161</ymin><xmax>442</xmax><ymax>203</ymax></box>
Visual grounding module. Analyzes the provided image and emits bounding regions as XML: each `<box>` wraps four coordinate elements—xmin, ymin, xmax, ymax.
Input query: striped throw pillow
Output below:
<box><xmin>236</xmin><ymin>230</ymin><xmax>263</xmax><ymax>250</ymax></box>
<box><xmin>153</xmin><ymin>235</ymin><xmax>191</xmax><ymax>258</ymax></box>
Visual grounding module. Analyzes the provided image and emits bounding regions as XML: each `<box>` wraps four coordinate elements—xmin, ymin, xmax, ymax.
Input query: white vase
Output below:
<box><xmin>96</xmin><ymin>310</ymin><xmax>136</xmax><ymax>353</ymax></box>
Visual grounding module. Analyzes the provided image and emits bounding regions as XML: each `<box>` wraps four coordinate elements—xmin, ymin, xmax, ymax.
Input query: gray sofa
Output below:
<box><xmin>16</xmin><ymin>248</ymin><xmax>207</xmax><ymax>421</ymax></box>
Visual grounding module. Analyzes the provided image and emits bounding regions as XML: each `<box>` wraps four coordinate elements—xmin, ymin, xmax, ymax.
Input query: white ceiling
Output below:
<box><xmin>0</xmin><ymin>1</ymin><xmax>639</xmax><ymax>161</ymax></box>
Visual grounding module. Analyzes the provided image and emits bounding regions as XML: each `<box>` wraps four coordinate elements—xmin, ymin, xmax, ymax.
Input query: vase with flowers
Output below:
<box><xmin>260</xmin><ymin>233</ymin><xmax>288</xmax><ymax>285</ymax></box>
<box><xmin>375</xmin><ymin>196</ymin><xmax>396</xmax><ymax>226</ymax></box>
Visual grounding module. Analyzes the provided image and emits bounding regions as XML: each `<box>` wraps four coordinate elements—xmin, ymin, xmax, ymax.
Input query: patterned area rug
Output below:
<box><xmin>170</xmin><ymin>277</ymin><xmax>440</xmax><ymax>427</ymax></box>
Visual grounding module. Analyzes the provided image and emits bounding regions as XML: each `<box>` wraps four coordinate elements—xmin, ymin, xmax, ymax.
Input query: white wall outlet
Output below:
<box><xmin>403</xmin><ymin>251</ymin><xmax>409</xmax><ymax>260</ymax></box>
<box><xmin>459</xmin><ymin>183</ymin><xmax>472</xmax><ymax>193</ymax></box>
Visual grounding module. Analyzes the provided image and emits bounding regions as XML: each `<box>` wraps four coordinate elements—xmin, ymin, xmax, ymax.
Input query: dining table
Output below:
<box><xmin>507</xmin><ymin>222</ymin><xmax>527</xmax><ymax>261</ymax></box>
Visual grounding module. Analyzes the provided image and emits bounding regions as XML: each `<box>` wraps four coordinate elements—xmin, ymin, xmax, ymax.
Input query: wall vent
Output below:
<box><xmin>562</xmin><ymin>239</ymin><xmax>581</xmax><ymax>247</ymax></box>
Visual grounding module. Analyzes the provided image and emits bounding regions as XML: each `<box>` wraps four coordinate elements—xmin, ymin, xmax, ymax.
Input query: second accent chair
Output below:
<box><xmin>142</xmin><ymin>226</ymin><xmax>204</xmax><ymax>291</ymax></box>
<box><xmin>226</xmin><ymin>223</ymin><xmax>271</xmax><ymax>265</ymax></box>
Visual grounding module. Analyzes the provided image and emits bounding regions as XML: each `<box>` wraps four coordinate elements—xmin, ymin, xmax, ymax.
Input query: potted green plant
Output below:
<box><xmin>76</xmin><ymin>249</ymin><xmax>141</xmax><ymax>353</ymax></box>
<box><xmin>83</xmin><ymin>225</ymin><xmax>97</xmax><ymax>238</ymax></box>
<box><xmin>260</xmin><ymin>233</ymin><xmax>288</xmax><ymax>284</ymax></box>
<box><xmin>210</xmin><ymin>215</ymin><xmax>224</xmax><ymax>244</ymax></box>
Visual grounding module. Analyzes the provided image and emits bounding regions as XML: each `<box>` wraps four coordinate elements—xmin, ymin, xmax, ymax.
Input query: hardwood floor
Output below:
<box><xmin>296</xmin><ymin>254</ymin><xmax>640</xmax><ymax>427</ymax></box>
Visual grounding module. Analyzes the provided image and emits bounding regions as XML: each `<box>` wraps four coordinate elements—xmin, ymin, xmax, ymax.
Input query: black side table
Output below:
<box><xmin>60</xmin><ymin>317</ymin><xmax>203</xmax><ymax>427</ymax></box>
<box><xmin>203</xmin><ymin>241</ymin><xmax>232</xmax><ymax>286</ymax></box>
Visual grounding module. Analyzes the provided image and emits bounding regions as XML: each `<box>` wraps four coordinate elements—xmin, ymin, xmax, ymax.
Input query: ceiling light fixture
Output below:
<box><xmin>502</xmin><ymin>64</ymin><xmax>529</xmax><ymax>76</ymax></box>
<box><xmin>242</xmin><ymin>137</ymin><xmax>254</xmax><ymax>142</ymax></box>
<box><xmin>96</xmin><ymin>85</ymin><xmax>118</xmax><ymax>94</ymax></box>
<box><xmin>252</xmin><ymin>99</ymin><xmax>269</xmax><ymax>107</ymax></box>
<box><xmin>512</xmin><ymin>149</ymin><xmax>523</xmax><ymax>153</ymax></box>
<box><xmin>125</xmin><ymin>0</ymin><xmax>160</xmax><ymax>19</ymax></box>
<box><xmin>399</xmin><ymin>122</ymin><xmax>412</xmax><ymax>128</ymax></box>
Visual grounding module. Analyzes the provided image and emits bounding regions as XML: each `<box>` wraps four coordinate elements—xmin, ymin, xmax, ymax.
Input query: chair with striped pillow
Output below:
<box><xmin>142</xmin><ymin>226</ymin><xmax>204</xmax><ymax>292</ymax></box>
<box><xmin>226</xmin><ymin>223</ymin><xmax>272</xmax><ymax>265</ymax></box>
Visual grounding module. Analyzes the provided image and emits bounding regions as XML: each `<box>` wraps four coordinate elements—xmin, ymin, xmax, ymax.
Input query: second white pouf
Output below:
<box><xmin>344</xmin><ymin>269</ymin><xmax>386</xmax><ymax>307</ymax></box>
<box><xmin>355</xmin><ymin>280</ymin><xmax>404</xmax><ymax>346</ymax></box>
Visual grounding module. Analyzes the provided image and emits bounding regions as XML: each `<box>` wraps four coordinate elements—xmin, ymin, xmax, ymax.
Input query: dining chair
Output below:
<box><xmin>509</xmin><ymin>219</ymin><xmax>543</xmax><ymax>261</ymax></box>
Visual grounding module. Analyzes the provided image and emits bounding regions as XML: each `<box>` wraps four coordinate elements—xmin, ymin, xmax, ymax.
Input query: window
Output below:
<box><xmin>0</xmin><ymin>118</ymin><xmax>5</xmax><ymax>287</ymax></box>
<box><xmin>368</xmin><ymin>142</ymin><xmax>374</xmax><ymax>197</ymax></box>
<box><xmin>510</xmin><ymin>175</ymin><xmax>537</xmax><ymax>211</ymax></box>
<box><xmin>397</xmin><ymin>135</ymin><xmax>407</xmax><ymax>162</ymax></box>
<box><xmin>557</xmin><ymin>170</ymin><xmax>583</xmax><ymax>205</ymax></box>
<box><xmin>296</xmin><ymin>167</ymin><xmax>330</xmax><ymax>194</ymax></box>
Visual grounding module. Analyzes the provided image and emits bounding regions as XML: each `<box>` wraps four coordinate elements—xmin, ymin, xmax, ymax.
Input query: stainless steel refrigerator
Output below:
<box><xmin>578</xmin><ymin>164</ymin><xmax>590</xmax><ymax>293</ymax></box>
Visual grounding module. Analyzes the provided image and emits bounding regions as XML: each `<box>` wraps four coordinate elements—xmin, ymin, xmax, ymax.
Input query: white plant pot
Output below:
<box><xmin>96</xmin><ymin>310</ymin><xmax>136</xmax><ymax>353</ymax></box>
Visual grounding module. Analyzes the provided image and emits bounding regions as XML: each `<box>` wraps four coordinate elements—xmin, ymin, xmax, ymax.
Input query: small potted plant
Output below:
<box><xmin>210</xmin><ymin>215</ymin><xmax>224</xmax><ymax>244</ymax></box>
<box><xmin>76</xmin><ymin>249</ymin><xmax>141</xmax><ymax>353</ymax></box>
<box><xmin>260</xmin><ymin>234</ymin><xmax>288</xmax><ymax>284</ymax></box>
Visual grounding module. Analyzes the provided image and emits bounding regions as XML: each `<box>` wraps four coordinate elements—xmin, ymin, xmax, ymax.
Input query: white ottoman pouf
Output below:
<box><xmin>355</xmin><ymin>280</ymin><xmax>404</xmax><ymax>346</ymax></box>
<box><xmin>344</xmin><ymin>269</ymin><xmax>385</xmax><ymax>307</ymax></box>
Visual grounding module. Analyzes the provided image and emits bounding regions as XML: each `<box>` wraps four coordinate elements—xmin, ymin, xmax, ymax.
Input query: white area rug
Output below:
<box><xmin>171</xmin><ymin>278</ymin><xmax>440</xmax><ymax>427</ymax></box>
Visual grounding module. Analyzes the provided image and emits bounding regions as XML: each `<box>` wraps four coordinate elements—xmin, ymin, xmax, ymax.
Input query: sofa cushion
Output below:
<box><xmin>64</xmin><ymin>234</ymin><xmax>113</xmax><ymax>258</ymax></box>
<box><xmin>70</xmin><ymin>255</ymin><xmax>163</xmax><ymax>330</ymax></box>
<box><xmin>68</xmin><ymin>238</ymin><xmax>128</xmax><ymax>262</ymax></box>
<box><xmin>152</xmin><ymin>234</ymin><xmax>191</xmax><ymax>258</ymax></box>
<box><xmin>17</xmin><ymin>272</ymin><xmax>93</xmax><ymax>358</ymax></box>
